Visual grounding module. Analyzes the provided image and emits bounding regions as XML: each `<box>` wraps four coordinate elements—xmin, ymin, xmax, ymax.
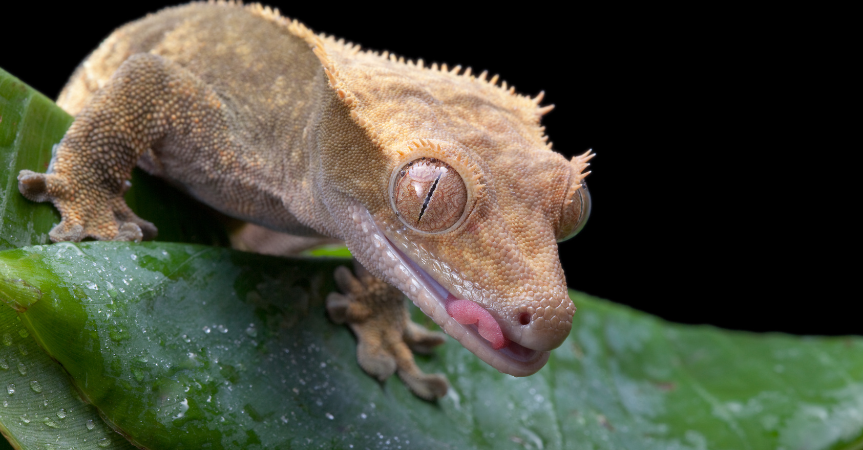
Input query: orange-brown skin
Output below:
<box><xmin>17</xmin><ymin>2</ymin><xmax>592</xmax><ymax>400</ymax></box>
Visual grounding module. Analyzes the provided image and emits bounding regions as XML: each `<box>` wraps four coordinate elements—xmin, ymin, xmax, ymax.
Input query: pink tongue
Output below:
<box><xmin>446</xmin><ymin>299</ymin><xmax>509</xmax><ymax>349</ymax></box>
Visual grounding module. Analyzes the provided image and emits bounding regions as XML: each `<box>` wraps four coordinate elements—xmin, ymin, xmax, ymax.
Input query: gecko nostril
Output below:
<box><xmin>518</xmin><ymin>312</ymin><xmax>531</xmax><ymax>326</ymax></box>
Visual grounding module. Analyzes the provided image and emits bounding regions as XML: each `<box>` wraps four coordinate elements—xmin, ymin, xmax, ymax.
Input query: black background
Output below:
<box><xmin>2</xmin><ymin>2</ymin><xmax>848</xmax><ymax>335</ymax></box>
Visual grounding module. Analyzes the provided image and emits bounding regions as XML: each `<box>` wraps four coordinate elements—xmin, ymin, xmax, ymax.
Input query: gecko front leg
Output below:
<box><xmin>17</xmin><ymin>53</ymin><xmax>235</xmax><ymax>242</ymax></box>
<box><xmin>327</xmin><ymin>263</ymin><xmax>449</xmax><ymax>400</ymax></box>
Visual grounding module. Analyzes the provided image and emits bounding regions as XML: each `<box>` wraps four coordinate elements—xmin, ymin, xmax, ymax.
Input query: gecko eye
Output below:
<box><xmin>391</xmin><ymin>158</ymin><xmax>468</xmax><ymax>233</ymax></box>
<box><xmin>557</xmin><ymin>182</ymin><xmax>591</xmax><ymax>242</ymax></box>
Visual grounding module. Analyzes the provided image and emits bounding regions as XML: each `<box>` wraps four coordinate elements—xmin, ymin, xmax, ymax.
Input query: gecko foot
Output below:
<box><xmin>327</xmin><ymin>264</ymin><xmax>449</xmax><ymax>400</ymax></box>
<box><xmin>18</xmin><ymin>170</ymin><xmax>157</xmax><ymax>242</ymax></box>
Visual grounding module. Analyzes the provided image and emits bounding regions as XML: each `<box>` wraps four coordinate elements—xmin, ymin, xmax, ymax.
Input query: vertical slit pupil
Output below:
<box><xmin>417</xmin><ymin>174</ymin><xmax>441</xmax><ymax>222</ymax></box>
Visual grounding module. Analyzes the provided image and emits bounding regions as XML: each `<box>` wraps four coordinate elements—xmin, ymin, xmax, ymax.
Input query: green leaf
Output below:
<box><xmin>0</xmin><ymin>68</ymin><xmax>140</xmax><ymax>450</ymax></box>
<box><xmin>0</xmin><ymin>283</ymin><xmax>137</xmax><ymax>450</ymax></box>
<box><xmin>0</xmin><ymin>69</ymin><xmax>68</xmax><ymax>250</ymax></box>
<box><xmin>1</xmin><ymin>241</ymin><xmax>862</xmax><ymax>450</ymax></box>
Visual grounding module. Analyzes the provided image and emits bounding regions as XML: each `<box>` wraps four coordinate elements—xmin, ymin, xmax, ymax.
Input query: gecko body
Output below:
<box><xmin>17</xmin><ymin>2</ymin><xmax>592</xmax><ymax>399</ymax></box>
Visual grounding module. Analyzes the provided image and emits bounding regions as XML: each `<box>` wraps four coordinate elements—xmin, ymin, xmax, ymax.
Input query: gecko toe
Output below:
<box><xmin>138</xmin><ymin>220</ymin><xmax>158</xmax><ymax>240</ymax></box>
<box><xmin>48</xmin><ymin>222</ymin><xmax>85</xmax><ymax>243</ymax></box>
<box><xmin>356</xmin><ymin>338</ymin><xmax>398</xmax><ymax>381</ymax></box>
<box><xmin>17</xmin><ymin>170</ymin><xmax>52</xmax><ymax>202</ymax></box>
<box><xmin>398</xmin><ymin>370</ymin><xmax>448</xmax><ymax>401</ymax></box>
<box><xmin>115</xmin><ymin>222</ymin><xmax>144</xmax><ymax>242</ymax></box>
<box><xmin>112</xmin><ymin>199</ymin><xmax>158</xmax><ymax>241</ymax></box>
<box><xmin>333</xmin><ymin>265</ymin><xmax>365</xmax><ymax>295</ymax></box>
<box><xmin>325</xmin><ymin>292</ymin><xmax>351</xmax><ymax>324</ymax></box>
<box><xmin>404</xmin><ymin>321</ymin><xmax>446</xmax><ymax>354</ymax></box>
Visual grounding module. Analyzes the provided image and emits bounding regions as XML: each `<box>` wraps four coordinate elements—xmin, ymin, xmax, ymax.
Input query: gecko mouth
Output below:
<box><xmin>349</xmin><ymin>205</ymin><xmax>549</xmax><ymax>376</ymax></box>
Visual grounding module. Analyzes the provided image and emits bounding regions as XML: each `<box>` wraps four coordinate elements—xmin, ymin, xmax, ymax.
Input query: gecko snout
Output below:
<box><xmin>515</xmin><ymin>321</ymin><xmax>571</xmax><ymax>352</ymax></box>
<box><xmin>505</xmin><ymin>303</ymin><xmax>574</xmax><ymax>352</ymax></box>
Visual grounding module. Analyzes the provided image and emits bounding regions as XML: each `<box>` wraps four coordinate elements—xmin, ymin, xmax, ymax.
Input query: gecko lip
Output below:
<box><xmin>350</xmin><ymin>206</ymin><xmax>549</xmax><ymax>376</ymax></box>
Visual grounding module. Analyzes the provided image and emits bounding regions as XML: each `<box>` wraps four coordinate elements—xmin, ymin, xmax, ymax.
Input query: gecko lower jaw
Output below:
<box><xmin>348</xmin><ymin>205</ymin><xmax>549</xmax><ymax>377</ymax></box>
<box><xmin>393</xmin><ymin>243</ymin><xmax>548</xmax><ymax>365</ymax></box>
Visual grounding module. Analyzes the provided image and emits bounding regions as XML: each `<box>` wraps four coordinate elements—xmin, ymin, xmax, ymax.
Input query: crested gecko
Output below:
<box><xmin>17</xmin><ymin>2</ymin><xmax>593</xmax><ymax>400</ymax></box>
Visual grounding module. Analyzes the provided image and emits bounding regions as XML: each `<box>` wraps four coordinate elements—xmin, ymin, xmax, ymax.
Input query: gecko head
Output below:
<box><xmin>336</xmin><ymin>138</ymin><xmax>592</xmax><ymax>377</ymax></box>
<box><xmin>305</xmin><ymin>24</ymin><xmax>594</xmax><ymax>375</ymax></box>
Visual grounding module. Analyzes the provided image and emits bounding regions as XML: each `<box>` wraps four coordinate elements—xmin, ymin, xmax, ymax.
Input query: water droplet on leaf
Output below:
<box><xmin>41</xmin><ymin>417</ymin><xmax>59</xmax><ymax>428</ymax></box>
<box><xmin>30</xmin><ymin>380</ymin><xmax>42</xmax><ymax>393</ymax></box>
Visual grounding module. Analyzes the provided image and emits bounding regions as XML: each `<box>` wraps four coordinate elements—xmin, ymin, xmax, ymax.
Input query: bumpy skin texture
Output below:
<box><xmin>18</xmin><ymin>2</ymin><xmax>592</xmax><ymax>399</ymax></box>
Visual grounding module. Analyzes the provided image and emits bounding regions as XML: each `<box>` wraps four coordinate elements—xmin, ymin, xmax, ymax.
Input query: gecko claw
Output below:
<box><xmin>326</xmin><ymin>263</ymin><xmax>449</xmax><ymax>400</ymax></box>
